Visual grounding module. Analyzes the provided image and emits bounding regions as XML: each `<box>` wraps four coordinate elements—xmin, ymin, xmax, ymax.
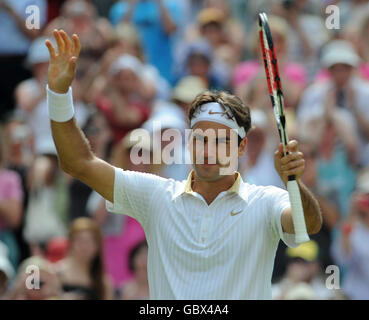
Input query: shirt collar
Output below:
<box><xmin>174</xmin><ymin>170</ymin><xmax>243</xmax><ymax>199</ymax></box>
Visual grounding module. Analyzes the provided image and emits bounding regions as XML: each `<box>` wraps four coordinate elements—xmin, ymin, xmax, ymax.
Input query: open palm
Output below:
<box><xmin>46</xmin><ymin>30</ymin><xmax>81</xmax><ymax>94</ymax></box>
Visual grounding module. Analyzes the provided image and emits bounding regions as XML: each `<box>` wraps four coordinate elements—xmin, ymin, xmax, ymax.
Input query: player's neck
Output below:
<box><xmin>192</xmin><ymin>173</ymin><xmax>237</xmax><ymax>205</ymax></box>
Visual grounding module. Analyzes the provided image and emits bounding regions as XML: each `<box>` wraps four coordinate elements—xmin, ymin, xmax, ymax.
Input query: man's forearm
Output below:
<box><xmin>298</xmin><ymin>180</ymin><xmax>322</xmax><ymax>234</ymax></box>
<box><xmin>51</xmin><ymin>118</ymin><xmax>94</xmax><ymax>177</ymax></box>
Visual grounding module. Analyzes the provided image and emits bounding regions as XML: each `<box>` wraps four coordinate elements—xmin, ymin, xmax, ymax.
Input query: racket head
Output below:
<box><xmin>258</xmin><ymin>12</ymin><xmax>288</xmax><ymax>148</ymax></box>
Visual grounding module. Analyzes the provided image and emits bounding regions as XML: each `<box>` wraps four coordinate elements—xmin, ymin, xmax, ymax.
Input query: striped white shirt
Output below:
<box><xmin>107</xmin><ymin>168</ymin><xmax>297</xmax><ymax>299</ymax></box>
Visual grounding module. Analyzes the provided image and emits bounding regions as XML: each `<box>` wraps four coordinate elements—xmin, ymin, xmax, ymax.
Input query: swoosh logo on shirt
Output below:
<box><xmin>230</xmin><ymin>209</ymin><xmax>243</xmax><ymax>216</ymax></box>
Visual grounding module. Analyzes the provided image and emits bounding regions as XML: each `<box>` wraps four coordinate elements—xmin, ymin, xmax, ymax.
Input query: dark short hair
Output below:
<box><xmin>188</xmin><ymin>90</ymin><xmax>252</xmax><ymax>139</ymax></box>
<box><xmin>129</xmin><ymin>240</ymin><xmax>148</xmax><ymax>272</ymax></box>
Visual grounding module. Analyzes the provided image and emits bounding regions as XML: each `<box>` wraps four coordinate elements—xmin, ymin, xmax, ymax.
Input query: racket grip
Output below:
<box><xmin>287</xmin><ymin>180</ymin><xmax>310</xmax><ymax>244</ymax></box>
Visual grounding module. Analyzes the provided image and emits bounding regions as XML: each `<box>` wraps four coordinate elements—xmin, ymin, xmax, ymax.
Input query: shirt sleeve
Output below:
<box><xmin>266</xmin><ymin>186</ymin><xmax>298</xmax><ymax>248</ymax></box>
<box><xmin>106</xmin><ymin>167</ymin><xmax>171</xmax><ymax>228</ymax></box>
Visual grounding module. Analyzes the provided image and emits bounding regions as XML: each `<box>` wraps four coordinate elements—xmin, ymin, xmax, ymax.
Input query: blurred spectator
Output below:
<box><xmin>109</xmin><ymin>0</ymin><xmax>182</xmax><ymax>83</ymax></box>
<box><xmin>96</xmin><ymin>54</ymin><xmax>152</xmax><ymax>145</ymax></box>
<box><xmin>171</xmin><ymin>75</ymin><xmax>207</xmax><ymax>119</ymax></box>
<box><xmin>340</xmin><ymin>0</ymin><xmax>369</xmax><ymax>31</ymax></box>
<box><xmin>141</xmin><ymin>100</ymin><xmax>190</xmax><ymax>181</ymax></box>
<box><xmin>55</xmin><ymin>217</ymin><xmax>114</xmax><ymax>299</ymax></box>
<box><xmin>356</xmin><ymin>11</ymin><xmax>369</xmax><ymax>81</ymax></box>
<box><xmin>0</xmin><ymin>0</ymin><xmax>47</xmax><ymax>120</ymax></box>
<box><xmin>185</xmin><ymin>5</ymin><xmax>244</xmax><ymax>68</ymax></box>
<box><xmin>120</xmin><ymin>240</ymin><xmax>149</xmax><ymax>300</ymax></box>
<box><xmin>140</xmin><ymin>75</ymin><xmax>207</xmax><ymax>180</ymax></box>
<box><xmin>240</xmin><ymin>109</ymin><xmax>285</xmax><ymax>188</ymax></box>
<box><xmin>177</xmin><ymin>39</ymin><xmax>230</xmax><ymax>90</ymax></box>
<box><xmin>298</xmin><ymin>40</ymin><xmax>369</xmax><ymax>167</ymax></box>
<box><xmin>86</xmin><ymin>23</ymin><xmax>170</xmax><ymax>104</ymax></box>
<box><xmin>203</xmin><ymin>0</ymin><xmax>246</xmax><ymax>62</ymax></box>
<box><xmin>15</xmin><ymin>36</ymin><xmax>90</xmax><ymax>155</ymax></box>
<box><xmin>0</xmin><ymin>127</ymin><xmax>23</xmax><ymax>269</ymax></box>
<box><xmin>273</xmin><ymin>0</ymin><xmax>329</xmax><ymax>79</ymax></box>
<box><xmin>2</xmin><ymin>117</ymin><xmax>32</xmax><ymax>263</ymax></box>
<box><xmin>45</xmin><ymin>0</ymin><xmax>113</xmax><ymax>63</ymax></box>
<box><xmin>343</xmin><ymin>9</ymin><xmax>369</xmax><ymax>82</ymax></box>
<box><xmin>23</xmin><ymin>153</ymin><xmax>69</xmax><ymax>254</ymax></box>
<box><xmin>234</xmin><ymin>15</ymin><xmax>307</xmax><ymax>114</ymax></box>
<box><xmin>272</xmin><ymin>240</ymin><xmax>339</xmax><ymax>300</ymax></box>
<box><xmin>297</xmin><ymin>108</ymin><xmax>358</xmax><ymax>219</ymax></box>
<box><xmin>7</xmin><ymin>255</ymin><xmax>62</xmax><ymax>300</ymax></box>
<box><xmin>0</xmin><ymin>241</ymin><xmax>15</xmax><ymax>299</ymax></box>
<box><xmin>331</xmin><ymin>168</ymin><xmax>369</xmax><ymax>299</ymax></box>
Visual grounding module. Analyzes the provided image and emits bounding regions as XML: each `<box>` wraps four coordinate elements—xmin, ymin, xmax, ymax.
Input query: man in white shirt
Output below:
<box><xmin>45</xmin><ymin>30</ymin><xmax>322</xmax><ymax>299</ymax></box>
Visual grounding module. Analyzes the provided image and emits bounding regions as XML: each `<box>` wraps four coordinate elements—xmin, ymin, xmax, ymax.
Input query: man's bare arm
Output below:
<box><xmin>46</xmin><ymin>30</ymin><xmax>114</xmax><ymax>202</ymax></box>
<box><xmin>281</xmin><ymin>181</ymin><xmax>322</xmax><ymax>235</ymax></box>
<box><xmin>274</xmin><ymin>141</ymin><xmax>323</xmax><ymax>235</ymax></box>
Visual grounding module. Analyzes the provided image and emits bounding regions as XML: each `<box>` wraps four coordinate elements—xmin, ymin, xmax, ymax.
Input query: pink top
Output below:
<box><xmin>0</xmin><ymin>169</ymin><xmax>23</xmax><ymax>230</ymax></box>
<box><xmin>232</xmin><ymin>60</ymin><xmax>307</xmax><ymax>88</ymax></box>
<box><xmin>103</xmin><ymin>216</ymin><xmax>146</xmax><ymax>288</ymax></box>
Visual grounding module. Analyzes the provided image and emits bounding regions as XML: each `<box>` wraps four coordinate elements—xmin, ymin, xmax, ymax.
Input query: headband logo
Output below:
<box><xmin>208</xmin><ymin>109</ymin><xmax>234</xmax><ymax>119</ymax></box>
<box><xmin>208</xmin><ymin>110</ymin><xmax>227</xmax><ymax>115</ymax></box>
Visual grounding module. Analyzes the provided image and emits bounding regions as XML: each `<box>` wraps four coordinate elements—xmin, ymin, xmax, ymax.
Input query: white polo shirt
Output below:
<box><xmin>107</xmin><ymin>167</ymin><xmax>298</xmax><ymax>299</ymax></box>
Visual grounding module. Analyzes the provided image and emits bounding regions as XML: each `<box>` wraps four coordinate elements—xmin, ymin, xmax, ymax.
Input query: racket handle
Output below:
<box><xmin>287</xmin><ymin>180</ymin><xmax>310</xmax><ymax>244</ymax></box>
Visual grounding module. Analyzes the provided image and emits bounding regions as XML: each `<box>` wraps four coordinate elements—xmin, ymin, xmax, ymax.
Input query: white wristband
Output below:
<box><xmin>46</xmin><ymin>85</ymin><xmax>75</xmax><ymax>122</ymax></box>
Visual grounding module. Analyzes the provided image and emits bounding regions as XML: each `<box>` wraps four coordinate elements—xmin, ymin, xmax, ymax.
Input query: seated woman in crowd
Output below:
<box><xmin>55</xmin><ymin>217</ymin><xmax>113</xmax><ymax>300</ymax></box>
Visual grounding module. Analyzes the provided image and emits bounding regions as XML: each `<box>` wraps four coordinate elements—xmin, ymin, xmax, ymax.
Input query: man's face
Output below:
<box><xmin>189</xmin><ymin>121</ymin><xmax>246</xmax><ymax>181</ymax></box>
<box><xmin>328</xmin><ymin>63</ymin><xmax>353</xmax><ymax>88</ymax></box>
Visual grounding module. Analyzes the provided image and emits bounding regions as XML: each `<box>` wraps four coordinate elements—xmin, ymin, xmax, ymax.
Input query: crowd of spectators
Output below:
<box><xmin>1</xmin><ymin>0</ymin><xmax>369</xmax><ymax>300</ymax></box>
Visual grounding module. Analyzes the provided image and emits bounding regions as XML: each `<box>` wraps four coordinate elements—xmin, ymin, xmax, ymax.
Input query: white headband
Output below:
<box><xmin>190</xmin><ymin>102</ymin><xmax>246</xmax><ymax>138</ymax></box>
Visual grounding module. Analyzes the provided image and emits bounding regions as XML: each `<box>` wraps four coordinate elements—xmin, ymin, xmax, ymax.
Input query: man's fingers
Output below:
<box><xmin>286</xmin><ymin>140</ymin><xmax>298</xmax><ymax>153</ymax></box>
<box><xmin>67</xmin><ymin>57</ymin><xmax>77</xmax><ymax>76</ymax></box>
<box><xmin>274</xmin><ymin>143</ymin><xmax>284</xmax><ymax>158</ymax></box>
<box><xmin>54</xmin><ymin>29</ymin><xmax>65</xmax><ymax>54</ymax></box>
<box><xmin>280</xmin><ymin>151</ymin><xmax>303</xmax><ymax>165</ymax></box>
<box><xmin>281</xmin><ymin>159</ymin><xmax>305</xmax><ymax>171</ymax></box>
<box><xmin>45</xmin><ymin>40</ymin><xmax>56</xmax><ymax>59</ymax></box>
<box><xmin>60</xmin><ymin>30</ymin><xmax>72</xmax><ymax>53</ymax></box>
<box><xmin>282</xmin><ymin>167</ymin><xmax>304</xmax><ymax>178</ymax></box>
<box><xmin>72</xmin><ymin>34</ymin><xmax>81</xmax><ymax>58</ymax></box>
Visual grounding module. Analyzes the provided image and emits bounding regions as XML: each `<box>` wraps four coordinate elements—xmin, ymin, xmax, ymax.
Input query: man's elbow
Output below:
<box><xmin>59</xmin><ymin>159</ymin><xmax>88</xmax><ymax>180</ymax></box>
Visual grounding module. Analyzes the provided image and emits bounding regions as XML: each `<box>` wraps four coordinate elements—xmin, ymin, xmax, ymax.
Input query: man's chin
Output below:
<box><xmin>193</xmin><ymin>164</ymin><xmax>222</xmax><ymax>181</ymax></box>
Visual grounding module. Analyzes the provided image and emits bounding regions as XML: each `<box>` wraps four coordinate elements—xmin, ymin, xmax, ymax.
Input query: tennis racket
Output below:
<box><xmin>258</xmin><ymin>12</ymin><xmax>309</xmax><ymax>244</ymax></box>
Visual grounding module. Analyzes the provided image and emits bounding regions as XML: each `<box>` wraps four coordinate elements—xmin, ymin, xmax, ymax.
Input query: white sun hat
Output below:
<box><xmin>109</xmin><ymin>54</ymin><xmax>143</xmax><ymax>77</ymax></box>
<box><xmin>321</xmin><ymin>40</ymin><xmax>360</xmax><ymax>68</ymax></box>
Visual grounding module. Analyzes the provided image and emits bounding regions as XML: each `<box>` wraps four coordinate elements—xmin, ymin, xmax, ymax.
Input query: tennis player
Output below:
<box><xmin>46</xmin><ymin>30</ymin><xmax>322</xmax><ymax>299</ymax></box>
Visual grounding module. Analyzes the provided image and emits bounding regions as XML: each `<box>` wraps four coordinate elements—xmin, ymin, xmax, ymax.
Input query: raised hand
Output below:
<box><xmin>45</xmin><ymin>30</ymin><xmax>81</xmax><ymax>94</ymax></box>
<box><xmin>274</xmin><ymin>140</ymin><xmax>305</xmax><ymax>186</ymax></box>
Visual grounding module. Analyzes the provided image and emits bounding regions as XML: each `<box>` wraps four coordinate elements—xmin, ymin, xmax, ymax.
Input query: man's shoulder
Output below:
<box><xmin>241</xmin><ymin>182</ymin><xmax>288</xmax><ymax>201</ymax></box>
<box><xmin>115</xmin><ymin>168</ymin><xmax>180</xmax><ymax>194</ymax></box>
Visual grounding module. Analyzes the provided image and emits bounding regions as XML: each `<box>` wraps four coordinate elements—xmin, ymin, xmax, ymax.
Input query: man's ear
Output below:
<box><xmin>238</xmin><ymin>137</ymin><xmax>247</xmax><ymax>157</ymax></box>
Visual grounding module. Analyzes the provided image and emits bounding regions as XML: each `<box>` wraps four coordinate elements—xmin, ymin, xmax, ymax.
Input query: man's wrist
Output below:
<box><xmin>47</xmin><ymin>85</ymin><xmax>75</xmax><ymax>122</ymax></box>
